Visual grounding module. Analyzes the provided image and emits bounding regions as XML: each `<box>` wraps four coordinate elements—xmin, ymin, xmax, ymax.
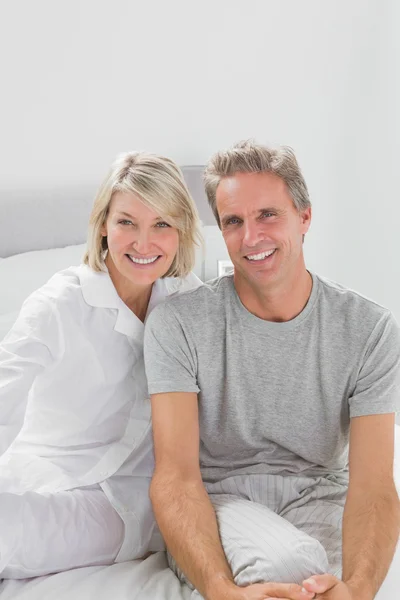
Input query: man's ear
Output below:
<box><xmin>301</xmin><ymin>206</ymin><xmax>312</xmax><ymax>234</ymax></box>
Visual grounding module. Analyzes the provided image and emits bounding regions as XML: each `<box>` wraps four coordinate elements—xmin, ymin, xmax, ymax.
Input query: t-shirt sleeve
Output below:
<box><xmin>144</xmin><ymin>302</ymin><xmax>200</xmax><ymax>395</ymax></box>
<box><xmin>349</xmin><ymin>311</ymin><xmax>400</xmax><ymax>418</ymax></box>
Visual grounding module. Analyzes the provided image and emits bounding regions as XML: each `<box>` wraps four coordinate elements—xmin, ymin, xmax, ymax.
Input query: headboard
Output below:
<box><xmin>0</xmin><ymin>165</ymin><xmax>215</xmax><ymax>258</ymax></box>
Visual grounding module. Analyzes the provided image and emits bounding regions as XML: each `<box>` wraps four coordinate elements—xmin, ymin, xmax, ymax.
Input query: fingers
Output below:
<box><xmin>266</xmin><ymin>597</ymin><xmax>307</xmax><ymax>600</ymax></box>
<box><xmin>266</xmin><ymin>593</ymin><xmax>314</xmax><ymax>600</ymax></box>
<box><xmin>266</xmin><ymin>596</ymin><xmax>312</xmax><ymax>600</ymax></box>
<box><xmin>302</xmin><ymin>574</ymin><xmax>339</xmax><ymax>594</ymax></box>
<box><xmin>262</xmin><ymin>582</ymin><xmax>315</xmax><ymax>600</ymax></box>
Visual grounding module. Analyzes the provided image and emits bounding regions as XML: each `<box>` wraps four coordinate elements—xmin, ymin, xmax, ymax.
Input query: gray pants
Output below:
<box><xmin>169</xmin><ymin>473</ymin><xmax>347</xmax><ymax>595</ymax></box>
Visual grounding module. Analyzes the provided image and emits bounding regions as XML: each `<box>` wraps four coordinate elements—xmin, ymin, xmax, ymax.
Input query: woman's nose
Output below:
<box><xmin>132</xmin><ymin>229</ymin><xmax>152</xmax><ymax>254</ymax></box>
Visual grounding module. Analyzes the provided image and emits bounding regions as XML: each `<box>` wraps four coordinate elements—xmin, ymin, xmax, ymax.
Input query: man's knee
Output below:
<box><xmin>213</xmin><ymin>495</ymin><xmax>330</xmax><ymax>586</ymax></box>
<box><xmin>226</xmin><ymin>528</ymin><xmax>329</xmax><ymax>586</ymax></box>
<box><xmin>167</xmin><ymin>533</ymin><xmax>327</xmax><ymax>591</ymax></box>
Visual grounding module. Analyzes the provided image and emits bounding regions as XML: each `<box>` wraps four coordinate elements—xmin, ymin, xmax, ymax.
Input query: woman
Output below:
<box><xmin>0</xmin><ymin>152</ymin><xmax>202</xmax><ymax>578</ymax></box>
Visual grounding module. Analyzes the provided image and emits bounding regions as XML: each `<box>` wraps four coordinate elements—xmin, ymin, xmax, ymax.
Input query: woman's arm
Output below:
<box><xmin>0</xmin><ymin>293</ymin><xmax>62</xmax><ymax>455</ymax></box>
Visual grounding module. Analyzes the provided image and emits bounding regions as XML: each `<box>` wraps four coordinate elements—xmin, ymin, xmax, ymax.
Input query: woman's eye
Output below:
<box><xmin>156</xmin><ymin>222</ymin><xmax>170</xmax><ymax>228</ymax></box>
<box><xmin>119</xmin><ymin>219</ymin><xmax>133</xmax><ymax>226</ymax></box>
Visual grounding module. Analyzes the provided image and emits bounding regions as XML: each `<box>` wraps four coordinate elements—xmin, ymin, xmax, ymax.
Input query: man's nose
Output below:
<box><xmin>242</xmin><ymin>221</ymin><xmax>262</xmax><ymax>247</ymax></box>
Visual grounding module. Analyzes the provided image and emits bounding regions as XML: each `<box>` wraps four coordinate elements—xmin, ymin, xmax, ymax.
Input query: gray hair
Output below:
<box><xmin>84</xmin><ymin>151</ymin><xmax>202</xmax><ymax>278</ymax></box>
<box><xmin>204</xmin><ymin>140</ymin><xmax>311</xmax><ymax>226</ymax></box>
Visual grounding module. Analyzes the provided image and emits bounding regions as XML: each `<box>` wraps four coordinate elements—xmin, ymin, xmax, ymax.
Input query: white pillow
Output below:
<box><xmin>0</xmin><ymin>311</ymin><xmax>19</xmax><ymax>342</ymax></box>
<box><xmin>0</xmin><ymin>244</ymin><xmax>86</xmax><ymax>341</ymax></box>
<box><xmin>0</xmin><ymin>240</ymin><xmax>206</xmax><ymax>343</ymax></box>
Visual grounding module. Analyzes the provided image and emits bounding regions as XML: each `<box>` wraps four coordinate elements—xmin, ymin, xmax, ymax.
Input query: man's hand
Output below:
<box><xmin>211</xmin><ymin>579</ymin><xmax>315</xmax><ymax>600</ymax></box>
<box><xmin>301</xmin><ymin>575</ymin><xmax>354</xmax><ymax>599</ymax></box>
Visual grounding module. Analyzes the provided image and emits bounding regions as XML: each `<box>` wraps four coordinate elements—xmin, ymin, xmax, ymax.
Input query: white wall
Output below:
<box><xmin>0</xmin><ymin>0</ymin><xmax>399</xmax><ymax>322</ymax></box>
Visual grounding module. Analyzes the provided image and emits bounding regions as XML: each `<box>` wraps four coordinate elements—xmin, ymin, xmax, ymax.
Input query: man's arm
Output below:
<box><xmin>150</xmin><ymin>391</ymin><xmax>235</xmax><ymax>600</ymax></box>
<box><xmin>150</xmin><ymin>392</ymin><xmax>314</xmax><ymax>600</ymax></box>
<box><xmin>342</xmin><ymin>413</ymin><xmax>399</xmax><ymax>599</ymax></box>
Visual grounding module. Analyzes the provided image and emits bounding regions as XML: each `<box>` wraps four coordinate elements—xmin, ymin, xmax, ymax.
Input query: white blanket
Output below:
<box><xmin>1</xmin><ymin>547</ymin><xmax>399</xmax><ymax>600</ymax></box>
<box><xmin>0</xmin><ymin>553</ymin><xmax>192</xmax><ymax>600</ymax></box>
<box><xmin>1</xmin><ymin>426</ymin><xmax>399</xmax><ymax>600</ymax></box>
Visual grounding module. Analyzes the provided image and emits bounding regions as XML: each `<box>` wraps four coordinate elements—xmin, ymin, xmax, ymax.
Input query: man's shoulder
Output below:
<box><xmin>164</xmin><ymin>274</ymin><xmax>229</xmax><ymax>308</ymax></box>
<box><xmin>315</xmin><ymin>272</ymin><xmax>393</xmax><ymax>327</ymax></box>
<box><xmin>147</xmin><ymin>275</ymin><xmax>231</xmax><ymax>327</ymax></box>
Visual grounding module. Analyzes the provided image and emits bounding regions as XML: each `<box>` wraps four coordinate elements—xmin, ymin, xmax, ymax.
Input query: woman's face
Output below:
<box><xmin>102</xmin><ymin>192</ymin><xmax>180</xmax><ymax>287</ymax></box>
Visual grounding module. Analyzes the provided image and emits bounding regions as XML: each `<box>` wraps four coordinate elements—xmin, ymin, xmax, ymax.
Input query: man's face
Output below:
<box><xmin>216</xmin><ymin>171</ymin><xmax>311</xmax><ymax>290</ymax></box>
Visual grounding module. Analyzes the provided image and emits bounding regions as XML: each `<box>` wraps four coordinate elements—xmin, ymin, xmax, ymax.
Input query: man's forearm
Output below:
<box><xmin>150</xmin><ymin>474</ymin><xmax>235</xmax><ymax>600</ymax></box>
<box><xmin>342</xmin><ymin>483</ymin><xmax>400</xmax><ymax>599</ymax></box>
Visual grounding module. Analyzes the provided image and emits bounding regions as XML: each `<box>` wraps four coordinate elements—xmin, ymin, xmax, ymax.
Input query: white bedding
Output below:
<box><xmin>1</xmin><ymin>426</ymin><xmax>399</xmax><ymax>600</ymax></box>
<box><xmin>0</xmin><ymin>553</ymin><xmax>192</xmax><ymax>600</ymax></box>
<box><xmin>0</xmin><ymin>540</ymin><xmax>399</xmax><ymax>600</ymax></box>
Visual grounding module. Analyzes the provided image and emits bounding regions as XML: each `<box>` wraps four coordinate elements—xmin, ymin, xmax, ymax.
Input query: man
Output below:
<box><xmin>144</xmin><ymin>140</ymin><xmax>400</xmax><ymax>600</ymax></box>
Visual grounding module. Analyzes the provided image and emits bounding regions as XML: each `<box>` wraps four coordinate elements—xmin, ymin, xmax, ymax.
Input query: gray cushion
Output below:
<box><xmin>182</xmin><ymin>165</ymin><xmax>215</xmax><ymax>226</ymax></box>
<box><xmin>0</xmin><ymin>166</ymin><xmax>215</xmax><ymax>258</ymax></box>
<box><xmin>0</xmin><ymin>186</ymin><xmax>94</xmax><ymax>258</ymax></box>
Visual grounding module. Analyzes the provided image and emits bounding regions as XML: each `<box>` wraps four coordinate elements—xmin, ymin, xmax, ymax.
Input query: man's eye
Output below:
<box><xmin>226</xmin><ymin>218</ymin><xmax>241</xmax><ymax>226</ymax></box>
<box><xmin>261</xmin><ymin>212</ymin><xmax>274</xmax><ymax>218</ymax></box>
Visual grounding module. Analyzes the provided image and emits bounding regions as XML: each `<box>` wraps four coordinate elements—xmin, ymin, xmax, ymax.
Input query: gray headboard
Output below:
<box><xmin>0</xmin><ymin>165</ymin><xmax>215</xmax><ymax>258</ymax></box>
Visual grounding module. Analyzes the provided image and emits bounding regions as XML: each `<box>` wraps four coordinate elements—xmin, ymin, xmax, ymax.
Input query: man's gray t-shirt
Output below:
<box><xmin>144</xmin><ymin>273</ymin><xmax>400</xmax><ymax>484</ymax></box>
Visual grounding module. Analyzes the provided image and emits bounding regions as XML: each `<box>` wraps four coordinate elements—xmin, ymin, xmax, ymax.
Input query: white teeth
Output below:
<box><xmin>247</xmin><ymin>249</ymin><xmax>275</xmax><ymax>261</ymax></box>
<box><xmin>128</xmin><ymin>255</ymin><xmax>159</xmax><ymax>264</ymax></box>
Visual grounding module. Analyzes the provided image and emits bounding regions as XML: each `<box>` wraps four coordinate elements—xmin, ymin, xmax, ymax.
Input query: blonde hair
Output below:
<box><xmin>204</xmin><ymin>140</ymin><xmax>311</xmax><ymax>226</ymax></box>
<box><xmin>84</xmin><ymin>152</ymin><xmax>202</xmax><ymax>277</ymax></box>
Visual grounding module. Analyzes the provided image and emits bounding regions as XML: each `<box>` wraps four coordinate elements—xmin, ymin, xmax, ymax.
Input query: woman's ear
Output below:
<box><xmin>100</xmin><ymin>222</ymin><xmax>107</xmax><ymax>237</ymax></box>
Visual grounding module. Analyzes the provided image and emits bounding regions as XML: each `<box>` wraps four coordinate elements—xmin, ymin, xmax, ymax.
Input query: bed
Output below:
<box><xmin>0</xmin><ymin>169</ymin><xmax>399</xmax><ymax>599</ymax></box>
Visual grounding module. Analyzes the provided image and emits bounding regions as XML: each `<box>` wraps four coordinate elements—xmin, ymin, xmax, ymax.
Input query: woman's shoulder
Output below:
<box><xmin>20</xmin><ymin>265</ymin><xmax>89</xmax><ymax>318</ymax></box>
<box><xmin>1</xmin><ymin>266</ymin><xmax>85</xmax><ymax>346</ymax></box>
<box><xmin>33</xmin><ymin>264</ymin><xmax>85</xmax><ymax>300</ymax></box>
